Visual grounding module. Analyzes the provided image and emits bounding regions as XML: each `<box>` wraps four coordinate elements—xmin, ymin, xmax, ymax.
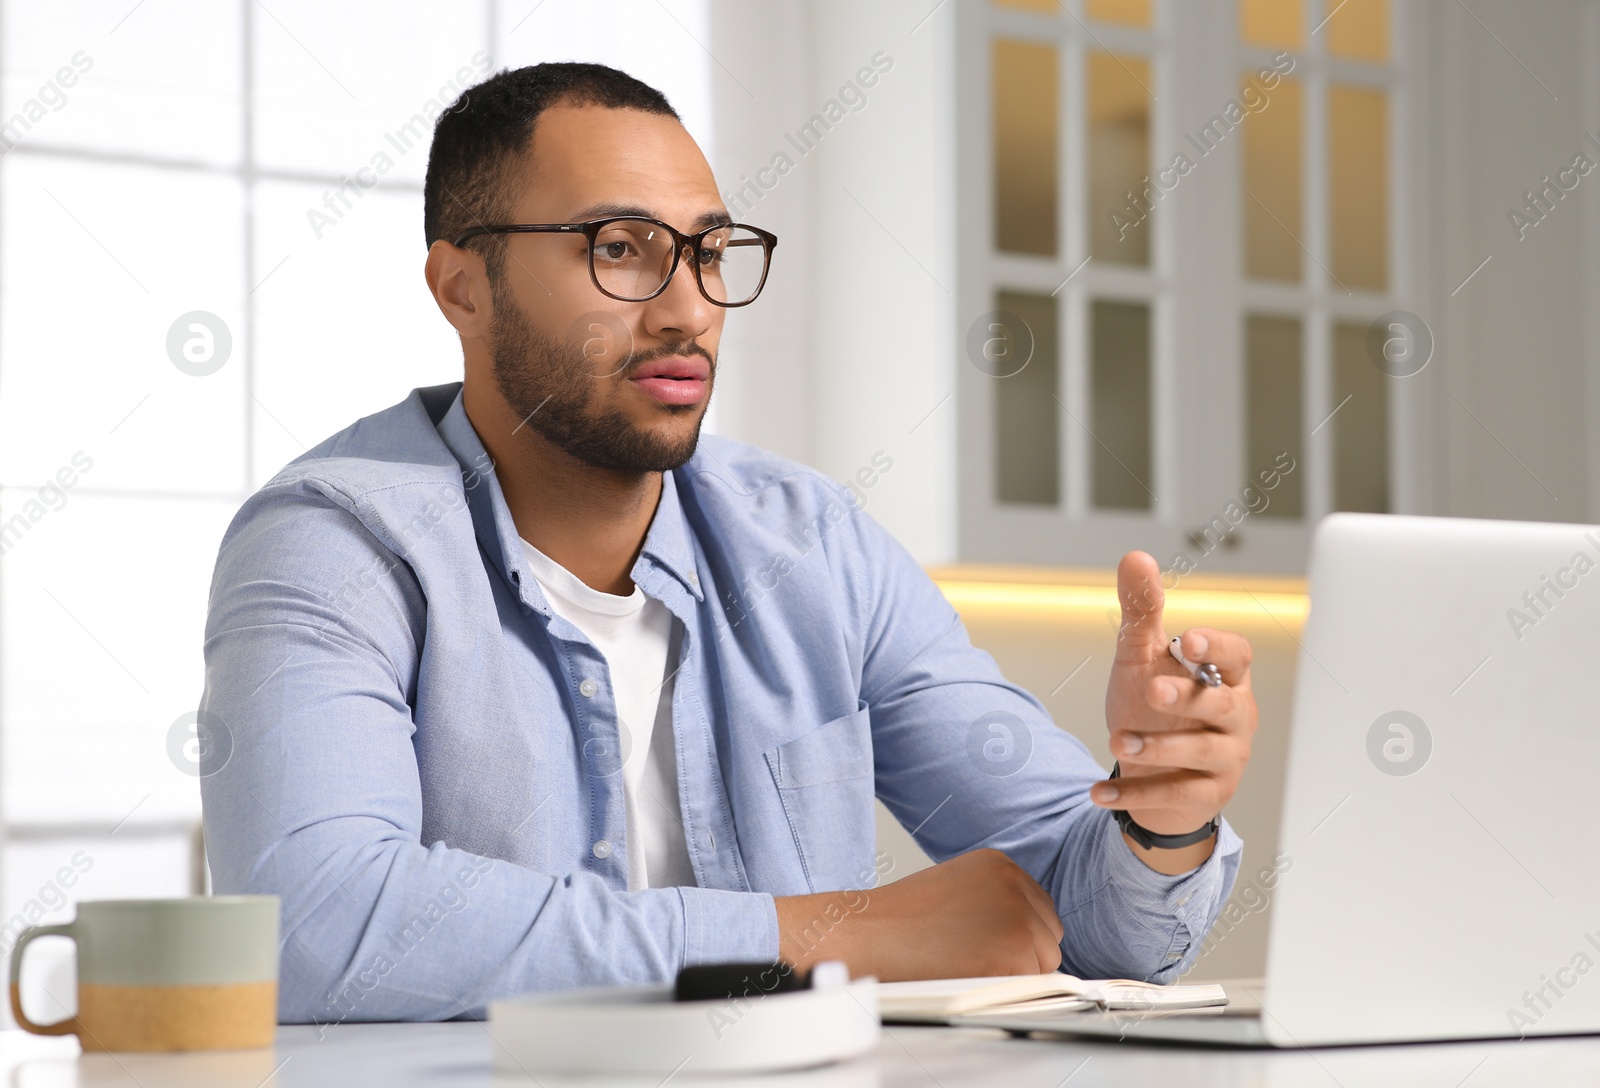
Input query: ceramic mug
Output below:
<box><xmin>8</xmin><ymin>895</ymin><xmax>279</xmax><ymax>1051</ymax></box>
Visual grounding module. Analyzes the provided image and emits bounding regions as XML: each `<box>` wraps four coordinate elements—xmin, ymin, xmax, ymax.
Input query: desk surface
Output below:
<box><xmin>6</xmin><ymin>1021</ymin><xmax>1600</xmax><ymax>1086</ymax></box>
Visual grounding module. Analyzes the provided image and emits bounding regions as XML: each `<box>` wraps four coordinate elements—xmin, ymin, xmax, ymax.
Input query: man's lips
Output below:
<box><xmin>628</xmin><ymin>356</ymin><xmax>710</xmax><ymax>382</ymax></box>
<box><xmin>626</xmin><ymin>355</ymin><xmax>710</xmax><ymax>406</ymax></box>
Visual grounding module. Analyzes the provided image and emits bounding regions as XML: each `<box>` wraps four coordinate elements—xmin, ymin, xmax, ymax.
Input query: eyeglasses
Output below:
<box><xmin>452</xmin><ymin>216</ymin><xmax>778</xmax><ymax>308</ymax></box>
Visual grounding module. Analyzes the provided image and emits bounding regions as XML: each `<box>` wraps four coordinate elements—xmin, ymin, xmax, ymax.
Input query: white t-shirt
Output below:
<box><xmin>520</xmin><ymin>538</ymin><xmax>696</xmax><ymax>891</ymax></box>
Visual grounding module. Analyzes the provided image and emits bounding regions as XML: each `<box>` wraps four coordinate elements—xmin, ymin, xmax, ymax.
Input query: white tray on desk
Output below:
<box><xmin>489</xmin><ymin>976</ymin><xmax>879</xmax><ymax>1076</ymax></box>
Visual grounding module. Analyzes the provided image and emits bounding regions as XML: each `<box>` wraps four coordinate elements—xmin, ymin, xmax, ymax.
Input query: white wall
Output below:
<box><xmin>709</xmin><ymin>0</ymin><xmax>958</xmax><ymax>564</ymax></box>
<box><xmin>1420</xmin><ymin>0</ymin><xmax>1600</xmax><ymax>522</ymax></box>
<box><xmin>704</xmin><ymin>0</ymin><xmax>813</xmax><ymax>466</ymax></box>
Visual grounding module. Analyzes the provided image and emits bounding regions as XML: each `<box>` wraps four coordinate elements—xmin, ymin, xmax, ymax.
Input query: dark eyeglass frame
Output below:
<box><xmin>451</xmin><ymin>215</ymin><xmax>778</xmax><ymax>308</ymax></box>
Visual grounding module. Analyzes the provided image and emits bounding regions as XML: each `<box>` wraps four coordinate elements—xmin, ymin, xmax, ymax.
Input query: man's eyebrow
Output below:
<box><xmin>566</xmin><ymin>202</ymin><xmax>733</xmax><ymax>231</ymax></box>
<box><xmin>566</xmin><ymin>202</ymin><xmax>651</xmax><ymax>222</ymax></box>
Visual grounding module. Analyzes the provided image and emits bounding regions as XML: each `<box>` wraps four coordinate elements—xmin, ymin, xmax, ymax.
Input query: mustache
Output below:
<box><xmin>622</xmin><ymin>341</ymin><xmax>715</xmax><ymax>375</ymax></box>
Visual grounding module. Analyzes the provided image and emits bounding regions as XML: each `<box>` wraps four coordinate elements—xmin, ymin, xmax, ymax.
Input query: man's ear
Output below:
<box><xmin>425</xmin><ymin>240</ymin><xmax>492</xmax><ymax>341</ymax></box>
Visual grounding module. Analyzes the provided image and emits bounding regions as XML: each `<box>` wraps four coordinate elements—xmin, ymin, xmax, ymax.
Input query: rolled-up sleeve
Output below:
<box><xmin>1057</xmin><ymin>812</ymin><xmax>1243</xmax><ymax>981</ymax></box>
<box><xmin>199</xmin><ymin>477</ymin><xmax>777</xmax><ymax>1023</ymax></box>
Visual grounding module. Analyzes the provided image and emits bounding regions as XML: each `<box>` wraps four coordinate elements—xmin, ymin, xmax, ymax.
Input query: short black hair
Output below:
<box><xmin>423</xmin><ymin>62</ymin><xmax>680</xmax><ymax>280</ymax></box>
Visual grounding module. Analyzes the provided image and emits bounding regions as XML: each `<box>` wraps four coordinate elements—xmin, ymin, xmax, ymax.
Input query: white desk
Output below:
<box><xmin>6</xmin><ymin>1021</ymin><xmax>1600</xmax><ymax>1086</ymax></box>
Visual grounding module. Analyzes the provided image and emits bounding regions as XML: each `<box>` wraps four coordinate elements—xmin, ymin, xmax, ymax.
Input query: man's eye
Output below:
<box><xmin>600</xmin><ymin>241</ymin><xmax>632</xmax><ymax>260</ymax></box>
<box><xmin>697</xmin><ymin>247</ymin><xmax>722</xmax><ymax>265</ymax></box>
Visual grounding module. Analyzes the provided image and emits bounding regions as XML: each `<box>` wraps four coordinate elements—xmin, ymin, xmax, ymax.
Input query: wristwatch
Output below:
<box><xmin>1108</xmin><ymin>762</ymin><xmax>1221</xmax><ymax>849</ymax></box>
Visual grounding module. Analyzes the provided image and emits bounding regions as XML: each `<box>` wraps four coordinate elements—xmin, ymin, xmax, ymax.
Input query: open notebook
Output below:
<box><xmin>877</xmin><ymin>973</ymin><xmax>1229</xmax><ymax>1024</ymax></box>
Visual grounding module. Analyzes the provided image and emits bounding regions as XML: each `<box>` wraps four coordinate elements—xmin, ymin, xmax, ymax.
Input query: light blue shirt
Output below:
<box><xmin>199</xmin><ymin>382</ymin><xmax>1242</xmax><ymax>1025</ymax></box>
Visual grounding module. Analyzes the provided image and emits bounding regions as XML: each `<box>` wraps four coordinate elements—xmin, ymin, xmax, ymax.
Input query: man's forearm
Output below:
<box><xmin>774</xmin><ymin>889</ymin><xmax>876</xmax><ymax>976</ymax></box>
<box><xmin>210</xmin><ymin>826</ymin><xmax>780</xmax><ymax>1022</ymax></box>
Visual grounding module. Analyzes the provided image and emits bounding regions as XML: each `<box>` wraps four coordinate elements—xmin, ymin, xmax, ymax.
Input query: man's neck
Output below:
<box><xmin>464</xmin><ymin>386</ymin><xmax>661</xmax><ymax>597</ymax></box>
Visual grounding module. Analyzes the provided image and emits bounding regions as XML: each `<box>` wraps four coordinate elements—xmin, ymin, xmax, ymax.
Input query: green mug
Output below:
<box><xmin>8</xmin><ymin>895</ymin><xmax>279</xmax><ymax>1052</ymax></box>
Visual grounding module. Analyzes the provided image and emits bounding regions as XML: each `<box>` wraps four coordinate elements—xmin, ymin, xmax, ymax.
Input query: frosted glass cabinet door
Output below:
<box><xmin>1089</xmin><ymin>52</ymin><xmax>1152</xmax><ymax>267</ymax></box>
<box><xmin>993</xmin><ymin>291</ymin><xmax>1061</xmax><ymax>506</ymax></box>
<box><xmin>992</xmin><ymin>37</ymin><xmax>1059</xmax><ymax>257</ymax></box>
<box><xmin>957</xmin><ymin>0</ymin><xmax>1406</xmax><ymax>571</ymax></box>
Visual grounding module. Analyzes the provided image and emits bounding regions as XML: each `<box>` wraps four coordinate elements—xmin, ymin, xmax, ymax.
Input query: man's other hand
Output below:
<box><xmin>773</xmin><ymin>849</ymin><xmax>1063</xmax><ymax>981</ymax></box>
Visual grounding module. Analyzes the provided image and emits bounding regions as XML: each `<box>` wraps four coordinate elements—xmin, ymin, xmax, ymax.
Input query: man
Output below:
<box><xmin>200</xmin><ymin>62</ymin><xmax>1255</xmax><ymax>1025</ymax></box>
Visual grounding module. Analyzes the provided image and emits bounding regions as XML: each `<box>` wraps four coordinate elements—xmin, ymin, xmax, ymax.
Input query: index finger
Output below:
<box><xmin>1178</xmin><ymin>627</ymin><xmax>1253</xmax><ymax>688</ymax></box>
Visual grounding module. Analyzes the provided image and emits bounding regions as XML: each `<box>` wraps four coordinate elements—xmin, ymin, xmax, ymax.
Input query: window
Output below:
<box><xmin>957</xmin><ymin>0</ymin><xmax>1405</xmax><ymax>572</ymax></box>
<box><xmin>0</xmin><ymin>0</ymin><xmax>714</xmax><ymax>1026</ymax></box>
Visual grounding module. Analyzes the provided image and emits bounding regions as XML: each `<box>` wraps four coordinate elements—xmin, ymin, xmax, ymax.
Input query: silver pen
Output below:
<box><xmin>1169</xmin><ymin>636</ymin><xmax>1222</xmax><ymax>687</ymax></box>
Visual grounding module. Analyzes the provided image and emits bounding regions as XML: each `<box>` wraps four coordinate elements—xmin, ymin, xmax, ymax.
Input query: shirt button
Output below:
<box><xmin>592</xmin><ymin>839</ymin><xmax>612</xmax><ymax>859</ymax></box>
<box><xmin>579</xmin><ymin>678</ymin><xmax>599</xmax><ymax>698</ymax></box>
<box><xmin>688</xmin><ymin>571</ymin><xmax>700</xmax><ymax>587</ymax></box>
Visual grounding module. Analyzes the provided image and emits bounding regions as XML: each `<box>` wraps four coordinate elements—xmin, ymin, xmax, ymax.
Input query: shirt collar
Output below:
<box><xmin>433</xmin><ymin>385</ymin><xmax>705</xmax><ymax>608</ymax></box>
<box><xmin>635</xmin><ymin>456</ymin><xmax>704</xmax><ymax>602</ymax></box>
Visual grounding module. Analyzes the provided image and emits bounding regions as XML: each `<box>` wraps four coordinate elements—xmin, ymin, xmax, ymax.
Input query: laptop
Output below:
<box><xmin>965</xmin><ymin>513</ymin><xmax>1600</xmax><ymax>1047</ymax></box>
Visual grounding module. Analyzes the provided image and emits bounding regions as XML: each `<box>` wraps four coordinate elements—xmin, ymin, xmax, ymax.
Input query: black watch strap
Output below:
<box><xmin>1108</xmin><ymin>762</ymin><xmax>1220</xmax><ymax>850</ymax></box>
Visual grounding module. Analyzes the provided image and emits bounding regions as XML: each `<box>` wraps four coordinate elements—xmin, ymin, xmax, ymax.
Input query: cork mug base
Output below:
<box><xmin>76</xmin><ymin>981</ymin><xmax>279</xmax><ymax>1052</ymax></box>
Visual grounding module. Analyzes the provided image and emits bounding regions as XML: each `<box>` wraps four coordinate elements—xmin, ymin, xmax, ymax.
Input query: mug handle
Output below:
<box><xmin>8</xmin><ymin>922</ymin><xmax>78</xmax><ymax>1036</ymax></box>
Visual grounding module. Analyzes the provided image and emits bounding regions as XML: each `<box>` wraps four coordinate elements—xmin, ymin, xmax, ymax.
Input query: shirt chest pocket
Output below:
<box><xmin>764</xmin><ymin>702</ymin><xmax>877</xmax><ymax>894</ymax></box>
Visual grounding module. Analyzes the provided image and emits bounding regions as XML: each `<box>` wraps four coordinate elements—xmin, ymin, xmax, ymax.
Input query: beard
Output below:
<box><xmin>487</xmin><ymin>280</ymin><xmax>712</xmax><ymax>473</ymax></box>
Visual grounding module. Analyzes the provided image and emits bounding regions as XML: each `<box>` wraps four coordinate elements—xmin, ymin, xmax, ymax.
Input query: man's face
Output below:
<box><xmin>485</xmin><ymin>104</ymin><xmax>728</xmax><ymax>473</ymax></box>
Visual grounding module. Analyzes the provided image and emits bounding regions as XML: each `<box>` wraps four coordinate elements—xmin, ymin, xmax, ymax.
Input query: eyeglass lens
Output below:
<box><xmin>592</xmin><ymin>219</ymin><xmax>767</xmax><ymax>304</ymax></box>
